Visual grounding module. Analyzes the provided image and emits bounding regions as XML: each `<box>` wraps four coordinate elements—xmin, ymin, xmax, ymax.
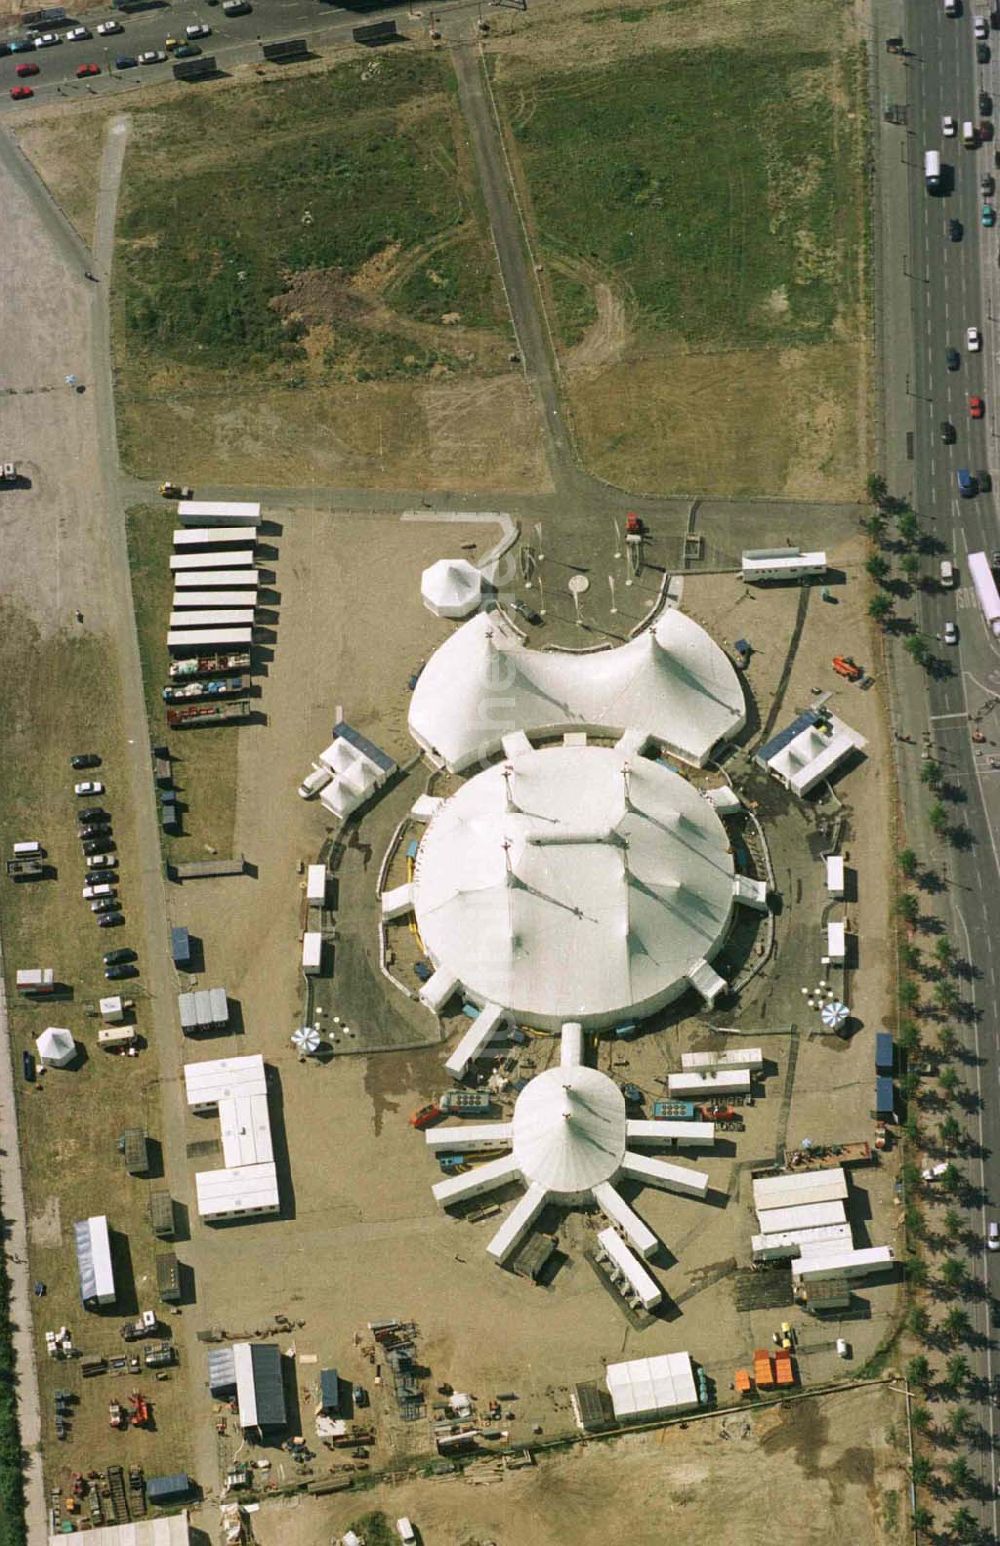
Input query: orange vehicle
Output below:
<box><xmin>832</xmin><ymin>655</ymin><xmax>863</xmax><ymax>681</ymax></box>
<box><xmin>409</xmin><ymin>1103</ymin><xmax>443</xmax><ymax>1130</ymax></box>
<box><xmin>129</xmin><ymin>1391</ymin><xmax>149</xmax><ymax>1428</ymax></box>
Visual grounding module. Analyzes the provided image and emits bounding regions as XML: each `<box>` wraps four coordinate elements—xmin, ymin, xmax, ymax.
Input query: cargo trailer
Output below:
<box><xmin>171</xmin><ymin>591</ymin><xmax>259</xmax><ymax>610</ymax></box>
<box><xmin>174</xmin><ymin>569</ymin><xmax>259</xmax><ymax>588</ymax></box>
<box><xmin>177</xmin><ymin>500</ymin><xmax>261</xmax><ymax>526</ymax></box>
<box><xmin>168</xmin><ymin>611</ymin><xmax>256</xmax><ymax>630</ymax></box>
<box><xmin>169</xmin><ymin>650</ymin><xmax>251</xmax><ymax>678</ymax></box>
<box><xmin>166</xmin><ymin>699</ymin><xmax>252</xmax><ymax>728</ymax></box>
<box><xmin>173</xmin><ymin>526</ymin><xmax>258</xmax><ymax>548</ymax></box>
<box><xmin>170</xmin><ymin>551</ymin><xmax>256</xmax><ymax>571</ymax></box>
<box><xmin>167</xmin><ymin>629</ymin><xmax>253</xmax><ymax>652</ymax></box>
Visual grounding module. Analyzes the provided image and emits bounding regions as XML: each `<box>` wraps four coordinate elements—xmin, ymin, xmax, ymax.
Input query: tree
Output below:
<box><xmin>905</xmin><ymin>1202</ymin><xmax>926</xmax><ymax>1240</ymax></box>
<box><xmin>903</xmin><ymin>1112</ymin><xmax>921</xmax><ymax>1144</ymax></box>
<box><xmin>869</xmin><ymin>592</ymin><xmax>893</xmax><ymax>624</ymax></box>
<box><xmin>938</xmin><ymin>1025</ymin><xmax>958</xmax><ymax>1058</ymax></box>
<box><xmin>941</xmin><ymin>1163</ymin><xmax>962</xmax><ymax>1195</ymax></box>
<box><xmin>867</xmin><ymin>472</ymin><xmax>889</xmax><ymax>506</ymax></box>
<box><xmin>905</xmin><ymin>634</ymin><xmax>929</xmax><ymax>666</ymax></box>
<box><xmin>920</xmin><ymin>758</ymin><xmax>943</xmax><ymax>788</ymax></box>
<box><xmin>902</xmin><ymin>943</ymin><xmax>922</xmax><ymax>973</ymax></box>
<box><xmin>911</xmin><ymin>1403</ymin><xmax>933</xmax><ymax>1435</ymax></box>
<box><xmin>934</xmin><ymin>979</ymin><xmax>960</xmax><ymax>1013</ymax></box>
<box><xmin>898</xmin><ymin>848</ymin><xmax>919</xmax><ymax>878</ymax></box>
<box><xmin>910</xmin><ymin>1454</ymin><xmax>933</xmax><ymax>1487</ymax></box>
<box><xmin>907</xmin><ymin>1353</ymin><xmax>932</xmax><ymax>1388</ymax></box>
<box><xmin>939</xmin><ymin>1114</ymin><xmax>962</xmax><ymax>1148</ymax></box>
<box><xmin>946</xmin><ymin>1404</ymin><xmax>970</xmax><ymax>1439</ymax></box>
<box><xmin>906</xmin><ymin>1256</ymin><xmax>929</xmax><ymax>1287</ymax></box>
<box><xmin>947</xmin><ymin>1455</ymin><xmax>973</xmax><ymax>1493</ymax></box>
<box><xmin>907</xmin><ymin>1304</ymin><xmax>931</xmax><ymax>1339</ymax></box>
<box><xmin>934</xmin><ymin>937</ymin><xmax>955</xmax><ymax>970</ymax></box>
<box><xmin>944</xmin><ymin>1306</ymin><xmax>971</xmax><ymax>1342</ymax></box>
<box><xmin>896</xmin><ymin>893</ymin><xmax>920</xmax><ymax>927</ymax></box>
<box><xmin>945</xmin><ymin>1351</ymin><xmax>970</xmax><ymax>1388</ymax></box>
<box><xmin>911</xmin><ymin>1503</ymin><xmax>933</xmax><ymax>1533</ymax></box>
<box><xmin>928</xmin><ymin>802</ymin><xmax>948</xmax><ymax>833</ymax></box>
<box><xmin>898</xmin><ymin>510</ymin><xmax>920</xmax><ymax>545</ymax></box>
<box><xmin>943</xmin><ymin>1207</ymin><xmax>964</xmax><ymax>1238</ymax></box>
<box><xmin>899</xmin><ymin>1019</ymin><xmax>922</xmax><ymax>1056</ymax></box>
<box><xmin>941</xmin><ymin>1256</ymin><xmax>967</xmax><ymax>1290</ymax></box>
<box><xmin>864</xmin><ymin>511</ymin><xmax>887</xmax><ymax>541</ymax></box>
<box><xmin>939</xmin><ymin>1067</ymin><xmax>959</xmax><ymax>1099</ymax></box>
<box><xmin>902</xmin><ymin>551</ymin><xmax>921</xmax><ymax>582</ymax></box>
<box><xmin>949</xmin><ymin>1507</ymin><xmax>978</xmax><ymax>1543</ymax></box>
<box><xmin>900</xmin><ymin>978</ymin><xmax>920</xmax><ymax>1010</ymax></box>
<box><xmin>866</xmin><ymin>553</ymin><xmax>891</xmax><ymax>584</ymax></box>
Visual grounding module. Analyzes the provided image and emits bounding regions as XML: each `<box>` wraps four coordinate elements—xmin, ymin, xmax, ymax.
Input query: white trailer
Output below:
<box><xmin>302</xmin><ymin>932</ymin><xmax>323</xmax><ymax>975</ymax></box>
<box><xmin>752</xmin><ymin>1167</ymin><xmax>848</xmax><ymax>1212</ymax></box>
<box><xmin>170</xmin><ymin>551</ymin><xmax>256</xmax><ymax>571</ymax></box>
<box><xmin>178</xmin><ymin>500</ymin><xmax>261</xmax><ymax>526</ymax></box>
<box><xmin>968</xmin><ymin>550</ymin><xmax>1000</xmax><ymax>637</ymax></box>
<box><xmin>174</xmin><ymin>569</ymin><xmax>259</xmax><ymax>588</ymax></box>
<box><xmin>306</xmin><ymin>864</ymin><xmax>327</xmax><ymax>905</ymax></box>
<box><xmin>171</xmin><ymin>591</ymin><xmax>258</xmax><ymax>610</ymax></box>
<box><xmin>167</xmin><ymin>628</ymin><xmax>254</xmax><ymax>651</ymax></box>
<box><xmin>168</xmin><ymin>611</ymin><xmax>257</xmax><ymax>629</ymax></box>
<box><xmin>741</xmin><ymin>548</ymin><xmax>827</xmax><ymax>583</ymax></box>
<box><xmin>751</xmin><ymin>1222</ymin><xmax>852</xmax><ymax>1262</ymax></box>
<box><xmin>667</xmin><ymin>1069</ymin><xmax>751</xmax><ymax>1097</ymax></box>
<box><xmin>793</xmin><ymin>1245</ymin><xmax>895</xmax><ymax>1283</ymax></box>
<box><xmin>680</xmin><ymin>1047</ymin><xmax>763</xmax><ymax>1072</ymax></box>
<box><xmin>597</xmin><ymin>1226</ymin><xmax>662</xmax><ymax>1310</ymax></box>
<box><xmin>173</xmin><ymin>526</ymin><xmax>259</xmax><ymax>548</ymax></box>
<box><xmin>755</xmin><ymin>1199</ymin><xmax>846</xmax><ymax>1235</ymax></box>
<box><xmin>825</xmin><ymin>855</ymin><xmax>845</xmax><ymax>897</ymax></box>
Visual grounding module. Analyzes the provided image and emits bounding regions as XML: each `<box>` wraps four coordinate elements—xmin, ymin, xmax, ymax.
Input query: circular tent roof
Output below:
<box><xmin>412</xmin><ymin>743</ymin><xmax>736</xmax><ymax>1029</ymax></box>
<box><xmin>36</xmin><ymin>1027</ymin><xmax>75</xmax><ymax>1067</ymax></box>
<box><xmin>421</xmin><ymin>558</ymin><xmax>483</xmax><ymax>619</ymax></box>
<box><xmin>512</xmin><ymin>1063</ymin><xmax>627</xmax><ymax>1201</ymax></box>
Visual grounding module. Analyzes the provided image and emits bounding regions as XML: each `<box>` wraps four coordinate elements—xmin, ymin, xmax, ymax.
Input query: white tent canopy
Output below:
<box><xmin>36</xmin><ymin>1027</ymin><xmax>76</xmax><ymax>1067</ymax></box>
<box><xmin>408</xmin><ymin>607</ymin><xmax>745</xmax><ymax>771</ymax></box>
<box><xmin>421</xmin><ymin>558</ymin><xmax>483</xmax><ymax>619</ymax></box>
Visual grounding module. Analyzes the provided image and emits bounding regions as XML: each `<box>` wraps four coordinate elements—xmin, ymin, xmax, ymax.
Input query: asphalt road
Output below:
<box><xmin>883</xmin><ymin>0</ymin><xmax>1000</xmax><ymax>1528</ymax></box>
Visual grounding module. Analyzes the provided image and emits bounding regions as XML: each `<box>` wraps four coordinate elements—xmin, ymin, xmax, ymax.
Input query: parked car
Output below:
<box><xmin>138</xmin><ymin>49</ymin><xmax>166</xmax><ymax>65</ymax></box>
<box><xmin>990</xmin><ymin>1221</ymin><xmax>1000</xmax><ymax>1251</ymax></box>
<box><xmin>71</xmin><ymin>753</ymin><xmax>100</xmax><ymax>769</ymax></box>
<box><xmin>33</xmin><ymin>32</ymin><xmax>61</xmax><ymax>48</ymax></box>
<box><xmin>186</xmin><ymin>23</ymin><xmax>212</xmax><ymax>37</ymax></box>
<box><xmin>173</xmin><ymin>43</ymin><xmax>200</xmax><ymax>57</ymax></box>
<box><xmin>15</xmin><ymin>62</ymin><xmax>39</xmax><ymax>76</ymax></box>
<box><xmin>978</xmin><ymin>469</ymin><xmax>993</xmax><ymax>491</ymax></box>
<box><xmin>74</xmin><ymin>780</ymin><xmax>104</xmax><ymax>796</ymax></box>
<box><xmin>103</xmin><ymin>948</ymin><xmax>136</xmax><ymax>966</ymax></box>
<box><xmin>410</xmin><ymin>1104</ymin><xmax>443</xmax><ymax>1130</ymax></box>
<box><xmin>78</xmin><ymin>824</ymin><xmax>109</xmax><ymax>840</ymax></box>
<box><xmin>10</xmin><ymin>88</ymin><xmax>34</xmax><ymax>100</ymax></box>
<box><xmin>98</xmin><ymin>913</ymin><xmax>125</xmax><ymax>928</ymax></box>
<box><xmin>983</xmin><ymin>172</ymin><xmax>995</xmax><ymax>193</ymax></box>
<box><xmin>105</xmin><ymin>964</ymin><xmax>136</xmax><ymax>981</ymax></box>
<box><xmin>83</xmin><ymin>838</ymin><xmax>115</xmax><ymax>857</ymax></box>
<box><xmin>976</xmin><ymin>15</ymin><xmax>990</xmax><ymax>37</ymax></box>
<box><xmin>115</xmin><ymin>55</ymin><xmax>137</xmax><ymax>69</ymax></box>
<box><xmin>79</xmin><ymin>806</ymin><xmax>108</xmax><ymax>823</ymax></box>
<box><xmin>86</xmin><ymin>869</ymin><xmax>118</xmax><ymax>885</ymax></box>
<box><xmin>66</xmin><ymin>26</ymin><xmax>91</xmax><ymax>42</ymax></box>
<box><xmin>75</xmin><ymin>62</ymin><xmax>100</xmax><ymax>77</ymax></box>
<box><xmin>981</xmin><ymin>119</ymin><xmax>995</xmax><ymax>140</ymax></box>
<box><xmin>97</xmin><ymin>20</ymin><xmax>123</xmax><ymax>35</ymax></box>
<box><xmin>91</xmin><ymin>897</ymin><xmax>119</xmax><ymax>914</ymax></box>
<box><xmin>978</xmin><ymin>40</ymin><xmax>990</xmax><ymax>61</ymax></box>
<box><xmin>984</xmin><ymin>202</ymin><xmax>997</xmax><ymax>225</ymax></box>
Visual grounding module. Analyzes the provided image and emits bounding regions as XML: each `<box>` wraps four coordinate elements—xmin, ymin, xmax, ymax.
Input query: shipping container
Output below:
<box><xmin>168</xmin><ymin>610</ymin><xmax>256</xmax><ymax>629</ymax></box>
<box><xmin>171</xmin><ymin>591</ymin><xmax>259</xmax><ymax>610</ymax></box>
<box><xmin>167</xmin><ymin>629</ymin><xmax>253</xmax><ymax>651</ymax></box>
<box><xmin>177</xmin><ymin>500</ymin><xmax>261</xmax><ymax>526</ymax></box>
<box><xmin>169</xmin><ymin>551</ymin><xmax>256</xmax><ymax>571</ymax></box>
<box><xmin>173</xmin><ymin>526</ymin><xmax>258</xmax><ymax>547</ymax></box>
<box><xmin>174</xmin><ymin>570</ymin><xmax>259</xmax><ymax>588</ymax></box>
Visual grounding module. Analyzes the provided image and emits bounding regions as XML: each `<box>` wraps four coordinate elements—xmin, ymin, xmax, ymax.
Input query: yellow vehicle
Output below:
<box><xmin>159</xmin><ymin>481</ymin><xmax>192</xmax><ymax>499</ymax></box>
<box><xmin>164</xmin><ymin>36</ymin><xmax>180</xmax><ymax>52</ymax></box>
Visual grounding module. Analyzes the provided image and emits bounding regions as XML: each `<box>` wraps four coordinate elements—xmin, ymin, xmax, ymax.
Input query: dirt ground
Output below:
<box><xmin>259</xmin><ymin>1383</ymin><xmax>909</xmax><ymax>1546</ymax></box>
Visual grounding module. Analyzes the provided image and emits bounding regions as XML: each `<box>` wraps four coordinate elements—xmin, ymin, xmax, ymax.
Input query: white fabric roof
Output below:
<box><xmin>36</xmin><ymin>1026</ymin><xmax>75</xmax><ymax>1066</ymax></box>
<box><xmin>511</xmin><ymin>1064</ymin><xmax>627</xmax><ymax>1200</ymax></box>
<box><xmin>421</xmin><ymin>558</ymin><xmax>483</xmax><ymax>618</ymax></box>
<box><xmin>412</xmin><ymin>743</ymin><xmax>735</xmax><ymax>1029</ymax></box>
<box><xmin>49</xmin><ymin>1516</ymin><xmax>190</xmax><ymax>1546</ymax></box>
<box><xmin>765</xmin><ymin>715</ymin><xmax>867</xmax><ymax>797</ymax></box>
<box><xmin>408</xmin><ymin>607</ymin><xmax>745</xmax><ymax>772</ymax></box>
<box><xmin>606</xmin><ymin>1353</ymin><xmax>698</xmax><ymax>1418</ymax></box>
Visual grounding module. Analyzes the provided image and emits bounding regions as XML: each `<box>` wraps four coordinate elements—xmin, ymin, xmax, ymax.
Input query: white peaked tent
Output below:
<box><xmin>421</xmin><ymin>558</ymin><xmax>483</xmax><ymax>619</ymax></box>
<box><xmin>36</xmin><ymin>1027</ymin><xmax>76</xmax><ymax>1068</ymax></box>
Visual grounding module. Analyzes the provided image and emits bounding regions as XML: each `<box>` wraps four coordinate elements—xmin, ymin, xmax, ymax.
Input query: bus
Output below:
<box><xmin>968</xmin><ymin>551</ymin><xmax>1000</xmax><ymax>636</ymax></box>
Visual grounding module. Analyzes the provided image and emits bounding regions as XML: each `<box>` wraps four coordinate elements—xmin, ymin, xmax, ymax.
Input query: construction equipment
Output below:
<box><xmin>159</xmin><ymin>482</ymin><xmax>193</xmax><ymax>499</ymax></box>
<box><xmin>832</xmin><ymin>655</ymin><xmax>863</xmax><ymax>681</ymax></box>
<box><xmin>129</xmin><ymin>1390</ymin><xmax>150</xmax><ymax>1428</ymax></box>
<box><xmin>700</xmin><ymin>1104</ymin><xmax>744</xmax><ymax>1130</ymax></box>
<box><xmin>409</xmin><ymin>1103</ymin><xmax>443</xmax><ymax>1130</ymax></box>
<box><xmin>120</xmin><ymin>1310</ymin><xmax>158</xmax><ymax>1342</ymax></box>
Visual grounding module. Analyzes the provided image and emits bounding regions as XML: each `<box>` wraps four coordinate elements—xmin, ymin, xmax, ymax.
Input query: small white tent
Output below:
<box><xmin>36</xmin><ymin>1027</ymin><xmax>76</xmax><ymax>1068</ymax></box>
<box><xmin>421</xmin><ymin>558</ymin><xmax>482</xmax><ymax>619</ymax></box>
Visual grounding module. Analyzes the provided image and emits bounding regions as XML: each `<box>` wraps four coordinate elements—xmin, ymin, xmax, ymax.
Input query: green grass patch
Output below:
<box><xmin>116</xmin><ymin>56</ymin><xmax>503</xmax><ymax>384</ymax></box>
<box><xmin>124</xmin><ymin>506</ymin><xmax>238</xmax><ymax>861</ymax></box>
<box><xmin>387</xmin><ymin>229</ymin><xmax>506</xmax><ymax>330</ymax></box>
<box><xmin>548</xmin><ymin>269</ymin><xmax>600</xmax><ymax>349</ymax></box>
<box><xmin>499</xmin><ymin>46</ymin><xmax>862</xmax><ymax>350</ymax></box>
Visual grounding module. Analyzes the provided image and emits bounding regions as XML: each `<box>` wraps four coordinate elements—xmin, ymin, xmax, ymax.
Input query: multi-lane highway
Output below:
<box><xmin>886</xmin><ymin>0</ymin><xmax>1000</xmax><ymax>1527</ymax></box>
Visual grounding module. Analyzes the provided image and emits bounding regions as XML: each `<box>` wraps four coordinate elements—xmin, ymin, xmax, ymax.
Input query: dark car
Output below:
<box><xmin>78</xmin><ymin>806</ymin><xmax>108</xmax><ymax>823</ymax></box>
<box><xmin>173</xmin><ymin>42</ymin><xmax>200</xmax><ymax>57</ymax></box>
<box><xmin>9</xmin><ymin>40</ymin><xmax>35</xmax><ymax>53</ymax></box>
<box><xmin>86</xmin><ymin>869</ymin><xmax>118</xmax><ymax>885</ymax></box>
<box><xmin>78</xmin><ymin>824</ymin><xmax>110</xmax><ymax>840</ymax></box>
<box><xmin>114</xmin><ymin>54</ymin><xmax>138</xmax><ymax>69</ymax></box>
<box><xmin>979</xmin><ymin>41</ymin><xmax>991</xmax><ymax>61</ymax></box>
<box><xmin>91</xmin><ymin>896</ymin><xmax>119</xmax><ymax>914</ymax></box>
<box><xmin>98</xmin><ymin>913</ymin><xmax>125</xmax><ymax>928</ymax></box>
<box><xmin>983</xmin><ymin>120</ymin><xmax>996</xmax><ymax>142</ymax></box>
<box><xmin>105</xmin><ymin>964</ymin><xmax>136</xmax><ymax>981</ymax></box>
<box><xmin>511</xmin><ymin>599</ymin><xmax>543</xmax><ymax>625</ymax></box>
<box><xmin>70</xmin><ymin>753</ymin><xmax>100</xmax><ymax>769</ymax></box>
<box><xmin>946</xmin><ymin>347</ymin><xmax>961</xmax><ymax>369</ymax></box>
<box><xmin>984</xmin><ymin>173</ymin><xmax>996</xmax><ymax>194</ymax></box>
<box><xmin>982</xmin><ymin>91</ymin><xmax>994</xmax><ymax>116</ymax></box>
<box><xmin>352</xmin><ymin>1383</ymin><xmax>369</xmax><ymax>1407</ymax></box>
<box><xmin>941</xmin><ymin>419</ymin><xmax>957</xmax><ymax>443</ymax></box>
<box><xmin>83</xmin><ymin>837</ymin><xmax>115</xmax><ymax>856</ymax></box>
<box><xmin>949</xmin><ymin>218</ymin><xmax>963</xmax><ymax>240</ymax></box>
<box><xmin>103</xmin><ymin>948</ymin><xmax>136</xmax><ymax>966</ymax></box>
<box><xmin>978</xmin><ymin>469</ymin><xmax>994</xmax><ymax>492</ymax></box>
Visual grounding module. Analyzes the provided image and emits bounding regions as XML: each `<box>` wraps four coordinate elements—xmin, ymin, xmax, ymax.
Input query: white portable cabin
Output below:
<box><xmin>751</xmin><ymin>1222</ymin><xmax>852</xmax><ymax>1263</ymax></box>
<box><xmin>825</xmin><ymin>855</ymin><xmax>845</xmax><ymax>897</ymax></box>
<box><xmin>171</xmin><ymin>591</ymin><xmax>259</xmax><ymax>610</ymax></box>
<box><xmin>666</xmin><ymin>1069</ymin><xmax>751</xmax><ymax>1097</ymax></box>
<box><xmin>752</xmin><ymin>1167</ymin><xmax>848</xmax><ymax>1213</ymax></box>
<box><xmin>168</xmin><ymin>610</ymin><xmax>256</xmax><ymax>630</ymax></box>
<box><xmin>793</xmin><ymin>1245</ymin><xmax>895</xmax><ymax>1283</ymax></box>
<box><xmin>306</xmin><ymin>865</ymin><xmax>327</xmax><ymax>905</ymax></box>
<box><xmin>596</xmin><ymin>1226</ymin><xmax>662</xmax><ymax>1310</ymax></box>
<box><xmin>826</xmin><ymin>920</ymin><xmax>846</xmax><ymax>962</ymax></box>
<box><xmin>98</xmin><ymin>1025</ymin><xmax>137</xmax><ymax>1051</ymax></box>
<box><xmin>741</xmin><ymin>548</ymin><xmax>827</xmax><ymax>583</ymax></box>
<box><xmin>755</xmin><ymin>1199</ymin><xmax>846</xmax><ymax>1235</ymax></box>
<box><xmin>167</xmin><ymin>628</ymin><xmax>254</xmax><ymax>651</ymax></box>
<box><xmin>302</xmin><ymin>932</ymin><xmax>323</xmax><ymax>975</ymax></box>
<box><xmin>178</xmin><ymin>500</ymin><xmax>261</xmax><ymax>526</ymax></box>
<box><xmin>174</xmin><ymin>569</ymin><xmax>259</xmax><ymax>588</ymax></box>
<box><xmin>170</xmin><ymin>550</ymin><xmax>257</xmax><ymax>571</ymax></box>
<box><xmin>195</xmin><ymin>1163</ymin><xmax>279</xmax><ymax>1222</ymax></box>
<box><xmin>680</xmin><ymin>1047</ymin><xmax>763</xmax><ymax>1072</ymax></box>
<box><xmin>173</xmin><ymin>526</ymin><xmax>259</xmax><ymax>548</ymax></box>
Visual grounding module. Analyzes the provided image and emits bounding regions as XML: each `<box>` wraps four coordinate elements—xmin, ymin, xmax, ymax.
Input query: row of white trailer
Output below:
<box><xmin>167</xmin><ymin>521</ymin><xmax>261</xmax><ymax>654</ymax></box>
<box><xmin>750</xmin><ymin>1166</ymin><xmax>894</xmax><ymax>1281</ymax></box>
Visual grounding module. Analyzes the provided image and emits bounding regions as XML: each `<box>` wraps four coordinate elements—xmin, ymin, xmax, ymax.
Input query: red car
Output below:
<box><xmin>970</xmin><ymin>395</ymin><xmax>986</xmax><ymax>418</ymax></box>
<box><xmin>409</xmin><ymin>1103</ymin><xmax>443</xmax><ymax>1130</ymax></box>
<box><xmin>10</xmin><ymin>85</ymin><xmax>33</xmax><ymax>99</ymax></box>
<box><xmin>76</xmin><ymin>63</ymin><xmax>100</xmax><ymax>77</ymax></box>
<box><xmin>15</xmin><ymin>62</ymin><xmax>39</xmax><ymax>77</ymax></box>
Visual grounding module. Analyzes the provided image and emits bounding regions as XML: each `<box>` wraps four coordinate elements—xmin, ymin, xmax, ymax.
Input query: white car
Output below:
<box><xmin>66</xmin><ymin>26</ymin><xmax>91</xmax><ymax>42</ymax></box>
<box><xmin>138</xmin><ymin>49</ymin><xmax>167</xmax><ymax>65</ymax></box>
<box><xmin>74</xmin><ymin>780</ymin><xmax>104</xmax><ymax>797</ymax></box>
<box><xmin>975</xmin><ymin>16</ymin><xmax>990</xmax><ymax>37</ymax></box>
<box><xmin>33</xmin><ymin>32</ymin><xmax>61</xmax><ymax>48</ymax></box>
<box><xmin>944</xmin><ymin>621</ymin><xmax>958</xmax><ymax>645</ymax></box>
<box><xmin>943</xmin><ymin>115</ymin><xmax>957</xmax><ymax>136</ymax></box>
<box><xmin>185</xmin><ymin>23</ymin><xmax>212</xmax><ymax>39</ymax></box>
<box><xmin>967</xmin><ymin>325</ymin><xmax>982</xmax><ymax>351</ymax></box>
<box><xmin>96</xmin><ymin>20</ymin><xmax>123</xmax><ymax>35</ymax></box>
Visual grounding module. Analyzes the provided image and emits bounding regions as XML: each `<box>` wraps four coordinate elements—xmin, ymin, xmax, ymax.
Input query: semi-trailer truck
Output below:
<box><xmin>168</xmin><ymin>651</ymin><xmax>251</xmax><ymax>679</ymax></box>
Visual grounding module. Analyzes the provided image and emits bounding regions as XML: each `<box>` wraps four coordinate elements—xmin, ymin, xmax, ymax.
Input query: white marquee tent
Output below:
<box><xmin>421</xmin><ymin>558</ymin><xmax>483</xmax><ymax>619</ymax></box>
<box><xmin>408</xmin><ymin>607</ymin><xmax>745</xmax><ymax>771</ymax></box>
<box><xmin>36</xmin><ymin>1026</ymin><xmax>76</xmax><ymax>1068</ymax></box>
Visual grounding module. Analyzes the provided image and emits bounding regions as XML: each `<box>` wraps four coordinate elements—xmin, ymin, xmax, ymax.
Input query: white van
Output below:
<box><xmin>989</xmin><ymin>1221</ymin><xmax>999</xmax><ymax>1251</ymax></box>
<box><xmin>396</xmin><ymin>1522</ymin><xmax>416</xmax><ymax>1545</ymax></box>
<box><xmin>940</xmin><ymin>559</ymin><xmax>956</xmax><ymax>587</ymax></box>
<box><xmin>924</xmin><ymin>149</ymin><xmax>942</xmax><ymax>191</ymax></box>
<box><xmin>963</xmin><ymin>120</ymin><xmax>978</xmax><ymax>147</ymax></box>
<box><xmin>12</xmin><ymin>841</ymin><xmax>43</xmax><ymax>858</ymax></box>
<box><xmin>944</xmin><ymin>0</ymin><xmax>959</xmax><ymax>13</ymax></box>
<box><xmin>82</xmin><ymin>882</ymin><xmax>115</xmax><ymax>900</ymax></box>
